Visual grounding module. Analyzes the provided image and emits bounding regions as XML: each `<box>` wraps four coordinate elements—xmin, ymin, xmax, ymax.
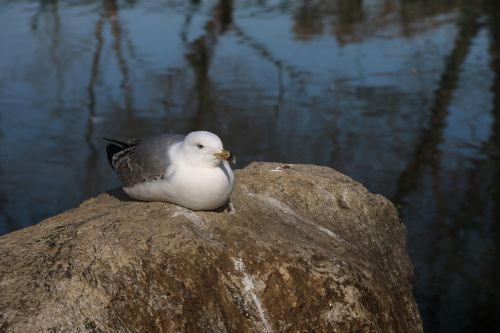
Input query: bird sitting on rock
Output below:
<box><xmin>105</xmin><ymin>131</ymin><xmax>235</xmax><ymax>211</ymax></box>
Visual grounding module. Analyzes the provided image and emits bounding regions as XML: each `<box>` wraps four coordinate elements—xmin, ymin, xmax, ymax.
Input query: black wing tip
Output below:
<box><xmin>103</xmin><ymin>137</ymin><xmax>129</xmax><ymax>146</ymax></box>
<box><xmin>106</xmin><ymin>144</ymin><xmax>122</xmax><ymax>169</ymax></box>
<box><xmin>104</xmin><ymin>136</ymin><xmax>143</xmax><ymax>171</ymax></box>
<box><xmin>104</xmin><ymin>137</ymin><xmax>134</xmax><ymax>169</ymax></box>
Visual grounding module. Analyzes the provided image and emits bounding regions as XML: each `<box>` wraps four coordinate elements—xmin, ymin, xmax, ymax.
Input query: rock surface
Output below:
<box><xmin>0</xmin><ymin>162</ymin><xmax>422</xmax><ymax>332</ymax></box>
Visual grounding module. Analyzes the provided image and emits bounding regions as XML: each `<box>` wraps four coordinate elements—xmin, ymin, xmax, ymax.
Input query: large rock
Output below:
<box><xmin>0</xmin><ymin>163</ymin><xmax>422</xmax><ymax>332</ymax></box>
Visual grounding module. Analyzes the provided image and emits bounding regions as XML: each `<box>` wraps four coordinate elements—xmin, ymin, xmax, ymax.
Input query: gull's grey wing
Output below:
<box><xmin>107</xmin><ymin>134</ymin><xmax>185</xmax><ymax>188</ymax></box>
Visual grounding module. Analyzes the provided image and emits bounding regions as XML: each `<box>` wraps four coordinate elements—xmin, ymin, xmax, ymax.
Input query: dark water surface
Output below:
<box><xmin>1</xmin><ymin>0</ymin><xmax>499</xmax><ymax>331</ymax></box>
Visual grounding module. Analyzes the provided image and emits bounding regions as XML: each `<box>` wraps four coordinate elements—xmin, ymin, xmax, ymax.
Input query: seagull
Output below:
<box><xmin>105</xmin><ymin>131</ymin><xmax>235</xmax><ymax>211</ymax></box>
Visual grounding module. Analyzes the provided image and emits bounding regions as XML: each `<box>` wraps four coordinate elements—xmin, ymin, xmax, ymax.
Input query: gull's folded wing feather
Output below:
<box><xmin>106</xmin><ymin>134</ymin><xmax>184</xmax><ymax>187</ymax></box>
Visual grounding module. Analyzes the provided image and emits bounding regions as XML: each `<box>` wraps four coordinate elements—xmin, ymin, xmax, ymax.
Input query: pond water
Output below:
<box><xmin>1</xmin><ymin>0</ymin><xmax>499</xmax><ymax>331</ymax></box>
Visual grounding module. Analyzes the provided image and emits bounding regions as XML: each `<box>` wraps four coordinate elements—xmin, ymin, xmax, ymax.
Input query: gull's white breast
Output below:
<box><xmin>124</xmin><ymin>161</ymin><xmax>235</xmax><ymax>210</ymax></box>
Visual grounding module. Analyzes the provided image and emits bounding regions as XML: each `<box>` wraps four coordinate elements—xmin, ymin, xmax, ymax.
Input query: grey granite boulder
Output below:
<box><xmin>0</xmin><ymin>162</ymin><xmax>422</xmax><ymax>332</ymax></box>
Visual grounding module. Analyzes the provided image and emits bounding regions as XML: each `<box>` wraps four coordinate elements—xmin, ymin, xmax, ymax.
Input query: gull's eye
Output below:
<box><xmin>196</xmin><ymin>144</ymin><xmax>204</xmax><ymax>149</ymax></box>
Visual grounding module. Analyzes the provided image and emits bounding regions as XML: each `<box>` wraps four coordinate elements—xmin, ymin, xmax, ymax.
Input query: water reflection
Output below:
<box><xmin>0</xmin><ymin>0</ymin><xmax>499</xmax><ymax>331</ymax></box>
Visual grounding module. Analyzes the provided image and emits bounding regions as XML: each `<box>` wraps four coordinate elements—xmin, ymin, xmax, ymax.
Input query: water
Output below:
<box><xmin>0</xmin><ymin>0</ymin><xmax>499</xmax><ymax>331</ymax></box>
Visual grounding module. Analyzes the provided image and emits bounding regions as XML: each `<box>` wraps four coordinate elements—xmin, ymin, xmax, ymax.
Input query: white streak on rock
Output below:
<box><xmin>172</xmin><ymin>208</ymin><xmax>205</xmax><ymax>228</ymax></box>
<box><xmin>245</xmin><ymin>192</ymin><xmax>300</xmax><ymax>224</ymax></box>
<box><xmin>245</xmin><ymin>192</ymin><xmax>353</xmax><ymax>246</ymax></box>
<box><xmin>317</xmin><ymin>226</ymin><xmax>347</xmax><ymax>243</ymax></box>
<box><xmin>233</xmin><ymin>258</ymin><xmax>272</xmax><ymax>333</ymax></box>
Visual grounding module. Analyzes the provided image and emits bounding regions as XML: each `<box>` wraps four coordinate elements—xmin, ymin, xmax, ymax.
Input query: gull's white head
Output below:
<box><xmin>181</xmin><ymin>131</ymin><xmax>235</xmax><ymax>167</ymax></box>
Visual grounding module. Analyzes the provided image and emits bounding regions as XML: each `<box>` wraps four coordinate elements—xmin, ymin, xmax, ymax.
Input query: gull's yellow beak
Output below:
<box><xmin>213</xmin><ymin>149</ymin><xmax>236</xmax><ymax>164</ymax></box>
